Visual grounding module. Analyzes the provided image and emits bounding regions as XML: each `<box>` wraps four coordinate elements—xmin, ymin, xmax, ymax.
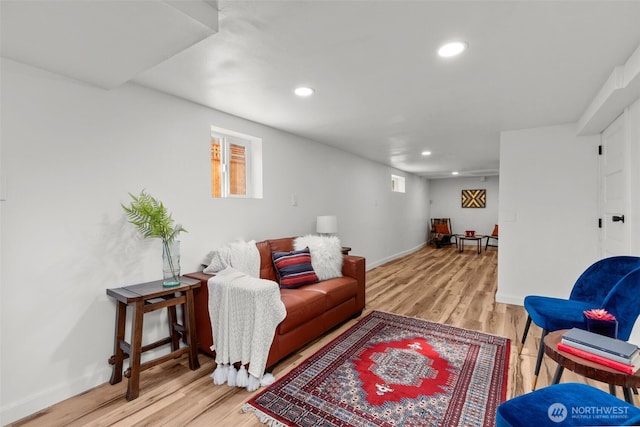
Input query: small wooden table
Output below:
<box><xmin>456</xmin><ymin>235</ymin><xmax>484</xmax><ymax>254</ymax></box>
<box><xmin>544</xmin><ymin>329</ymin><xmax>640</xmax><ymax>403</ymax></box>
<box><xmin>107</xmin><ymin>277</ymin><xmax>201</xmax><ymax>400</ymax></box>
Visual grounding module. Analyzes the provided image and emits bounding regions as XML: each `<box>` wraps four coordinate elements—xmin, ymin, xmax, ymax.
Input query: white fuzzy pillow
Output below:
<box><xmin>294</xmin><ymin>235</ymin><xmax>343</xmax><ymax>280</ymax></box>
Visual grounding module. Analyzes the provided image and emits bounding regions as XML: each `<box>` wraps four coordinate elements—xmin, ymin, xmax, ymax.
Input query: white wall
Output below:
<box><xmin>624</xmin><ymin>98</ymin><xmax>640</xmax><ymax>345</ymax></box>
<box><xmin>429</xmin><ymin>176</ymin><xmax>499</xmax><ymax>241</ymax></box>
<box><xmin>628</xmin><ymin>98</ymin><xmax>640</xmax><ymax>256</ymax></box>
<box><xmin>497</xmin><ymin>124</ymin><xmax>600</xmax><ymax>306</ymax></box>
<box><xmin>0</xmin><ymin>58</ymin><xmax>430</xmax><ymax>424</ymax></box>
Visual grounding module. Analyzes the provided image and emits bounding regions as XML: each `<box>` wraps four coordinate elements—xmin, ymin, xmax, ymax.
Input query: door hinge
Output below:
<box><xmin>598</xmin><ymin>145</ymin><xmax>603</xmax><ymax>155</ymax></box>
<box><xmin>598</xmin><ymin>218</ymin><xmax>602</xmax><ymax>228</ymax></box>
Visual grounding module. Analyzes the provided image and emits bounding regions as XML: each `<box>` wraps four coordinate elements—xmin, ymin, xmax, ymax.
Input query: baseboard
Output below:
<box><xmin>1</xmin><ymin>366</ymin><xmax>112</xmax><ymax>425</ymax></box>
<box><xmin>366</xmin><ymin>243</ymin><xmax>426</xmax><ymax>270</ymax></box>
<box><xmin>495</xmin><ymin>292</ymin><xmax>524</xmax><ymax>306</ymax></box>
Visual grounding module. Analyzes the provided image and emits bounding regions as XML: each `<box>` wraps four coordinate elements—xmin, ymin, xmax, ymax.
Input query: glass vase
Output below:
<box><xmin>162</xmin><ymin>240</ymin><xmax>181</xmax><ymax>288</ymax></box>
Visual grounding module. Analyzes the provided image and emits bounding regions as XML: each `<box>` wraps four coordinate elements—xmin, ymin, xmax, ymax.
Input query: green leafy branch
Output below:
<box><xmin>121</xmin><ymin>190</ymin><xmax>186</xmax><ymax>245</ymax></box>
<box><xmin>122</xmin><ymin>190</ymin><xmax>187</xmax><ymax>284</ymax></box>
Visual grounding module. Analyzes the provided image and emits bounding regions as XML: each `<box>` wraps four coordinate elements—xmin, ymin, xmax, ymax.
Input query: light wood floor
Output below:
<box><xmin>11</xmin><ymin>244</ymin><xmax>622</xmax><ymax>426</ymax></box>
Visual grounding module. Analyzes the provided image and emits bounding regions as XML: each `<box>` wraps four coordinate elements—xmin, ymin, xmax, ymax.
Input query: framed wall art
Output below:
<box><xmin>461</xmin><ymin>189</ymin><xmax>486</xmax><ymax>208</ymax></box>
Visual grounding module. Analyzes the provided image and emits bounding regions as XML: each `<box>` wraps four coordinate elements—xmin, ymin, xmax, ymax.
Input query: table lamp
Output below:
<box><xmin>316</xmin><ymin>215</ymin><xmax>337</xmax><ymax>236</ymax></box>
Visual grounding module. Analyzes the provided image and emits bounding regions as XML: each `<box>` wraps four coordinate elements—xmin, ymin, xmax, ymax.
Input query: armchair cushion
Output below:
<box><xmin>434</xmin><ymin>223</ymin><xmax>450</xmax><ymax>234</ymax></box>
<box><xmin>523</xmin><ymin>296</ymin><xmax>593</xmax><ymax>332</ymax></box>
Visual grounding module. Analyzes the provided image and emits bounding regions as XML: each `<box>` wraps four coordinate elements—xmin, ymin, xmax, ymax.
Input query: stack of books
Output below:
<box><xmin>559</xmin><ymin>328</ymin><xmax>640</xmax><ymax>374</ymax></box>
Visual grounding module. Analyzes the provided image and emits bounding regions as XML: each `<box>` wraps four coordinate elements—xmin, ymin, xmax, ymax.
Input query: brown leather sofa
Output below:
<box><xmin>185</xmin><ymin>237</ymin><xmax>366</xmax><ymax>369</ymax></box>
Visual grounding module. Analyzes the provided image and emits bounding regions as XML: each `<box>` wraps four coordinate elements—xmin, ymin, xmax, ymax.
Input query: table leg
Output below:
<box><xmin>126</xmin><ymin>300</ymin><xmax>144</xmax><ymax>401</ymax></box>
<box><xmin>551</xmin><ymin>365</ymin><xmax>564</xmax><ymax>384</ymax></box>
<box><xmin>109</xmin><ymin>301</ymin><xmax>127</xmax><ymax>385</ymax></box>
<box><xmin>476</xmin><ymin>239</ymin><xmax>481</xmax><ymax>254</ymax></box>
<box><xmin>623</xmin><ymin>387</ymin><xmax>633</xmax><ymax>404</ymax></box>
<box><xmin>185</xmin><ymin>288</ymin><xmax>200</xmax><ymax>370</ymax></box>
<box><xmin>167</xmin><ymin>304</ymin><xmax>180</xmax><ymax>351</ymax></box>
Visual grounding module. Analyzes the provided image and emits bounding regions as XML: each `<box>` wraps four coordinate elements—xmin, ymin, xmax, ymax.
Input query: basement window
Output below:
<box><xmin>391</xmin><ymin>174</ymin><xmax>406</xmax><ymax>193</ymax></box>
<box><xmin>211</xmin><ymin>127</ymin><xmax>263</xmax><ymax>199</ymax></box>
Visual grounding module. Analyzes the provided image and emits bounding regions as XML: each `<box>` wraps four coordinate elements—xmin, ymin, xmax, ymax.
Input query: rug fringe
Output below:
<box><xmin>242</xmin><ymin>403</ymin><xmax>289</xmax><ymax>427</ymax></box>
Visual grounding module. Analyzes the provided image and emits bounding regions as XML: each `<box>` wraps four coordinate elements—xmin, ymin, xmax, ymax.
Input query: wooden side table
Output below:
<box><xmin>456</xmin><ymin>235</ymin><xmax>484</xmax><ymax>254</ymax></box>
<box><xmin>107</xmin><ymin>277</ymin><xmax>201</xmax><ymax>400</ymax></box>
<box><xmin>544</xmin><ymin>329</ymin><xmax>640</xmax><ymax>403</ymax></box>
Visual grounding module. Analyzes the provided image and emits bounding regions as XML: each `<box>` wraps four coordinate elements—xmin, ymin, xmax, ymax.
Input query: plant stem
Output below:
<box><xmin>163</xmin><ymin>240</ymin><xmax>179</xmax><ymax>283</ymax></box>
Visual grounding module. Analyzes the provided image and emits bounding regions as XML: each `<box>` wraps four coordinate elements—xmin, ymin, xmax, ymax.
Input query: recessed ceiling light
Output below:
<box><xmin>438</xmin><ymin>41</ymin><xmax>467</xmax><ymax>58</ymax></box>
<box><xmin>421</xmin><ymin>151</ymin><xmax>432</xmax><ymax>156</ymax></box>
<box><xmin>294</xmin><ymin>87</ymin><xmax>315</xmax><ymax>97</ymax></box>
<box><xmin>451</xmin><ymin>171</ymin><xmax>459</xmax><ymax>175</ymax></box>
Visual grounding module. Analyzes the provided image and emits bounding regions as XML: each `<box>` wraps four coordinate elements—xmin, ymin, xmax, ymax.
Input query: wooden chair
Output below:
<box><xmin>430</xmin><ymin>218</ymin><xmax>455</xmax><ymax>248</ymax></box>
<box><xmin>485</xmin><ymin>224</ymin><xmax>498</xmax><ymax>249</ymax></box>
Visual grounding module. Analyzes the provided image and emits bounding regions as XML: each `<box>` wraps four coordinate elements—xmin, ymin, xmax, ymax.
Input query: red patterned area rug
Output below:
<box><xmin>242</xmin><ymin>310</ymin><xmax>510</xmax><ymax>427</ymax></box>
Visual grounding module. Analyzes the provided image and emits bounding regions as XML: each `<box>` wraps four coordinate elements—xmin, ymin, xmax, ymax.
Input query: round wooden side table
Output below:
<box><xmin>544</xmin><ymin>329</ymin><xmax>639</xmax><ymax>403</ymax></box>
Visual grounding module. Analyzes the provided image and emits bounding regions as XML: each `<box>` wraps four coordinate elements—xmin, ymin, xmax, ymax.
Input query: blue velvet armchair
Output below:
<box><xmin>496</xmin><ymin>383</ymin><xmax>640</xmax><ymax>426</ymax></box>
<box><xmin>520</xmin><ymin>256</ymin><xmax>640</xmax><ymax>390</ymax></box>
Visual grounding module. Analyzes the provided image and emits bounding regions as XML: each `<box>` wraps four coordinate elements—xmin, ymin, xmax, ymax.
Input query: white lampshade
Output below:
<box><xmin>316</xmin><ymin>215</ymin><xmax>338</xmax><ymax>234</ymax></box>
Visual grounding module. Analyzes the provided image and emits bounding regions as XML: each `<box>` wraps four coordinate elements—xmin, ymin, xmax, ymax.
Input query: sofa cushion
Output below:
<box><xmin>301</xmin><ymin>277</ymin><xmax>358</xmax><ymax>310</ymax></box>
<box><xmin>257</xmin><ymin>238</ymin><xmax>296</xmax><ymax>281</ymax></box>
<box><xmin>257</xmin><ymin>240</ymin><xmax>277</xmax><ymax>281</ymax></box>
<box><xmin>273</xmin><ymin>248</ymin><xmax>319</xmax><ymax>288</ymax></box>
<box><xmin>278</xmin><ymin>289</ymin><xmax>326</xmax><ymax>334</ymax></box>
<box><xmin>269</xmin><ymin>237</ymin><xmax>295</xmax><ymax>253</ymax></box>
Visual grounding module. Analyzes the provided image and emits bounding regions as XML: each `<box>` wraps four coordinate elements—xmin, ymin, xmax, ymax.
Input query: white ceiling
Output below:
<box><xmin>2</xmin><ymin>1</ymin><xmax>640</xmax><ymax>178</ymax></box>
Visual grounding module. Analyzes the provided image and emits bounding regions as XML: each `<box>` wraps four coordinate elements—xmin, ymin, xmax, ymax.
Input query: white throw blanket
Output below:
<box><xmin>208</xmin><ymin>267</ymin><xmax>286</xmax><ymax>391</ymax></box>
<box><xmin>203</xmin><ymin>239</ymin><xmax>261</xmax><ymax>278</ymax></box>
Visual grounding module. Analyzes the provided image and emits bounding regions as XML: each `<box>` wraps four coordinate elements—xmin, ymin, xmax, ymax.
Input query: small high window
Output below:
<box><xmin>391</xmin><ymin>174</ymin><xmax>406</xmax><ymax>193</ymax></box>
<box><xmin>211</xmin><ymin>127</ymin><xmax>263</xmax><ymax>198</ymax></box>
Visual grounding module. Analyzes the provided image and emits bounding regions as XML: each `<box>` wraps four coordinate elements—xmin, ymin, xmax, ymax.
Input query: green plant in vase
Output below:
<box><xmin>122</xmin><ymin>190</ymin><xmax>187</xmax><ymax>287</ymax></box>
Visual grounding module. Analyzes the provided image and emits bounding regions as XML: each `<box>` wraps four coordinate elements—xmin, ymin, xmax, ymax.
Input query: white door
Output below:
<box><xmin>599</xmin><ymin>112</ymin><xmax>630</xmax><ymax>257</ymax></box>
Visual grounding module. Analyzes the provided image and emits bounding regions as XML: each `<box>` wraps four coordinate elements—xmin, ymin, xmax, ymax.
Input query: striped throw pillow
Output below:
<box><xmin>272</xmin><ymin>247</ymin><xmax>319</xmax><ymax>288</ymax></box>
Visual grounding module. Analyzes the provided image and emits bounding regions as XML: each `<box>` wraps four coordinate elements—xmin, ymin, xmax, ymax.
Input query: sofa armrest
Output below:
<box><xmin>342</xmin><ymin>255</ymin><xmax>366</xmax><ymax>312</ymax></box>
